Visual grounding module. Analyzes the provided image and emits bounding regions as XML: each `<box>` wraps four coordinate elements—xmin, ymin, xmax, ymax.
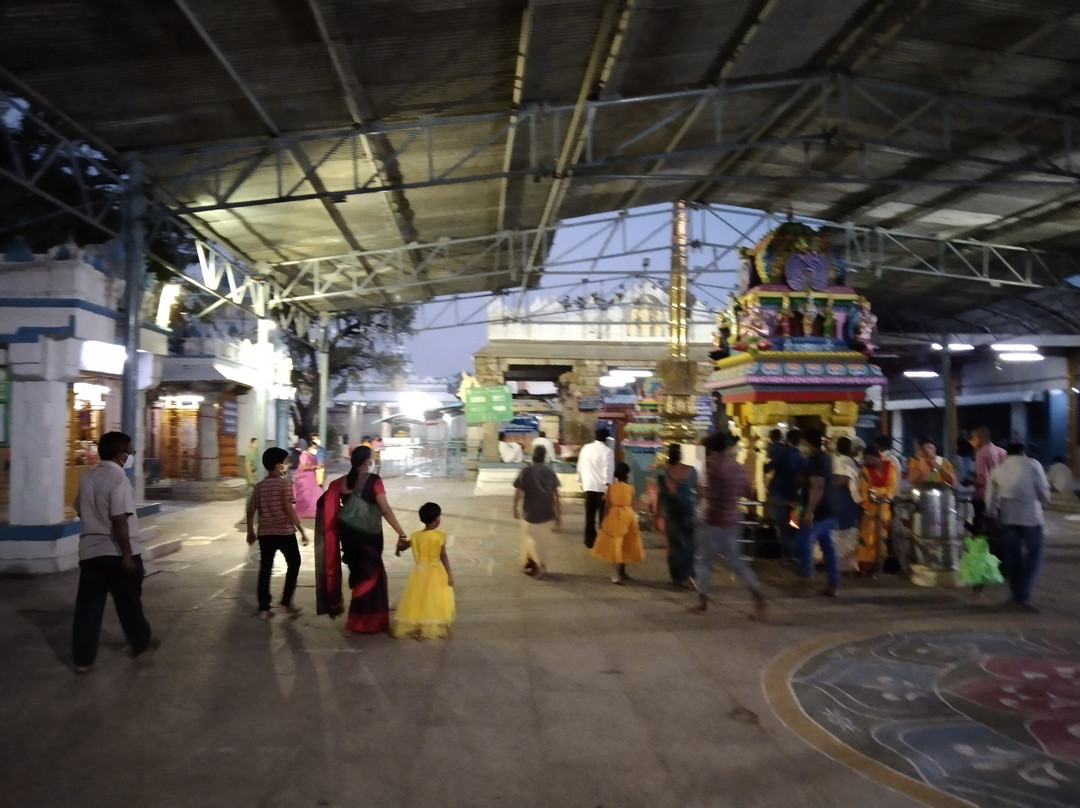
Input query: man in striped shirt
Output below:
<box><xmin>689</xmin><ymin>432</ymin><xmax>766</xmax><ymax>619</ymax></box>
<box><xmin>246</xmin><ymin>447</ymin><xmax>308</xmax><ymax>620</ymax></box>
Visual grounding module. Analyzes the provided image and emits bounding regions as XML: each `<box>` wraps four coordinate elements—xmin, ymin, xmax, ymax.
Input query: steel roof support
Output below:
<box><xmin>717</xmin><ymin>0</ymin><xmax>931</xmax><ymax>211</ymax></box>
<box><xmin>172</xmin><ymin>0</ymin><xmax>389</xmax><ymax>302</ymax></box>
<box><xmin>497</xmin><ymin>0</ymin><xmax>535</xmax><ymax>234</ymax></box>
<box><xmin>308</xmin><ymin>0</ymin><xmax>431</xmax><ymax>298</ymax></box>
<box><xmin>821</xmin><ymin>5</ymin><xmax>1079</xmax><ymax>225</ymax></box>
<box><xmin>235</xmin><ymin>203</ymin><xmax>1079</xmax><ymax>310</ymax></box>
<box><xmin>0</xmin><ymin>90</ymin><xmax>318</xmax><ymax>342</ymax></box>
<box><xmin>619</xmin><ymin>0</ymin><xmax>779</xmax><ymax>210</ymax></box>
<box><xmin>520</xmin><ymin>0</ymin><xmax>636</xmax><ymax>282</ymax></box>
<box><xmin>120</xmin><ymin>158</ymin><xmax>145</xmax><ymax>464</ymax></box>
<box><xmin>141</xmin><ymin>73</ymin><xmax>1080</xmax><ymax>218</ymax></box>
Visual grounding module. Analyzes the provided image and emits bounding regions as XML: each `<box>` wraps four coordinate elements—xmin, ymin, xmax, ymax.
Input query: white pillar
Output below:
<box><xmin>256</xmin><ymin>320</ymin><xmax>274</xmax><ymax>447</ymax></box>
<box><xmin>348</xmin><ymin>402</ymin><xmax>363</xmax><ymax>449</ymax></box>
<box><xmin>9</xmin><ymin>379</ymin><xmax>69</xmax><ymax>524</ymax></box>
<box><xmin>318</xmin><ymin>317</ymin><xmax>330</xmax><ymax>449</ymax></box>
<box><xmin>133</xmin><ymin>390</ymin><xmax>147</xmax><ymax>503</ymax></box>
<box><xmin>380</xmin><ymin>404</ymin><xmax>391</xmax><ymax>439</ymax></box>
<box><xmin>197</xmin><ymin>400</ymin><xmax>219</xmax><ymax>480</ymax></box>
<box><xmin>1010</xmin><ymin>401</ymin><xmax>1027</xmax><ymax>443</ymax></box>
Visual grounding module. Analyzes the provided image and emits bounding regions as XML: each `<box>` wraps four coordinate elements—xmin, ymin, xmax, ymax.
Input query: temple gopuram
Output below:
<box><xmin>705</xmin><ymin>221</ymin><xmax>886</xmax><ymax>493</ymax></box>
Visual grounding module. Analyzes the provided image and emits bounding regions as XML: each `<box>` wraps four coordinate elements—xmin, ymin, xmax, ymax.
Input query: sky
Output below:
<box><xmin>403</xmin><ymin>203</ymin><xmax>775</xmax><ymax>378</ymax></box>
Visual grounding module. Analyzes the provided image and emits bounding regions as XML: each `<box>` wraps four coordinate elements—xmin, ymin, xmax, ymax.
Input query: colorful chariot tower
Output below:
<box><xmin>705</xmin><ymin>221</ymin><xmax>886</xmax><ymax>495</ymax></box>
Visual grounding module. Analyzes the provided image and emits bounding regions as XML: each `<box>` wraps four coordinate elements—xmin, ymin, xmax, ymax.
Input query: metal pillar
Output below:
<box><xmin>659</xmin><ymin>200</ymin><xmax>698</xmax><ymax>449</ymax></box>
<box><xmin>317</xmin><ymin>316</ymin><xmax>330</xmax><ymax>449</ymax></box>
<box><xmin>941</xmin><ymin>335</ymin><xmax>956</xmax><ymax>464</ymax></box>
<box><xmin>121</xmin><ymin>158</ymin><xmax>145</xmax><ymax>481</ymax></box>
<box><xmin>1069</xmin><ymin>351</ymin><xmax>1078</xmax><ymax>476</ymax></box>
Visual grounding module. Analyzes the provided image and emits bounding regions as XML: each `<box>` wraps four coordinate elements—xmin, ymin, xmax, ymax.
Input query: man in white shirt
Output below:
<box><xmin>531</xmin><ymin>430</ymin><xmax>556</xmax><ymax>464</ymax></box>
<box><xmin>498</xmin><ymin>432</ymin><xmax>523</xmax><ymax>464</ymax></box>
<box><xmin>986</xmin><ymin>442</ymin><xmax>1051</xmax><ymax>612</ymax></box>
<box><xmin>577</xmin><ymin>427</ymin><xmax>614</xmax><ymax>548</ymax></box>
<box><xmin>72</xmin><ymin>431</ymin><xmax>158</xmax><ymax>673</ymax></box>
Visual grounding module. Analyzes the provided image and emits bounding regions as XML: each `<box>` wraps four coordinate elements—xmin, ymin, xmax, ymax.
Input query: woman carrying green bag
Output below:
<box><xmin>315</xmin><ymin>445</ymin><xmax>408</xmax><ymax>633</ymax></box>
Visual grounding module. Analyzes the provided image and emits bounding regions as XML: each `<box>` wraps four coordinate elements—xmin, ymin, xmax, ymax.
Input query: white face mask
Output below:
<box><xmin>122</xmin><ymin>453</ymin><xmax>135</xmax><ymax>470</ymax></box>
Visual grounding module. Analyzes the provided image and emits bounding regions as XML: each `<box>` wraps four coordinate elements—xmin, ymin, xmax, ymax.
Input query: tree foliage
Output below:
<box><xmin>285</xmin><ymin>307</ymin><xmax>416</xmax><ymax>440</ymax></box>
<box><xmin>0</xmin><ymin>94</ymin><xmax>194</xmax><ymax>277</ymax></box>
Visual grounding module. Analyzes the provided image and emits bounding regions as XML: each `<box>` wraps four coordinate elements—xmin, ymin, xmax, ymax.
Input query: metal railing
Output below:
<box><xmin>378</xmin><ymin>441</ymin><xmax>465</xmax><ymax>478</ymax></box>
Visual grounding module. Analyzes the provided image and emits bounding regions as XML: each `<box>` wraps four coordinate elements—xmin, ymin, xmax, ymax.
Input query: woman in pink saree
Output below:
<box><xmin>293</xmin><ymin>442</ymin><xmax>321</xmax><ymax>519</ymax></box>
<box><xmin>315</xmin><ymin>446</ymin><xmax>408</xmax><ymax>633</ymax></box>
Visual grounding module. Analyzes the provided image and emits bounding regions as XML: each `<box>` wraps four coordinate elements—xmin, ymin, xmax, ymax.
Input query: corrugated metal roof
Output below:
<box><xmin>2</xmin><ymin>0</ymin><xmax>1080</xmax><ymax>327</ymax></box>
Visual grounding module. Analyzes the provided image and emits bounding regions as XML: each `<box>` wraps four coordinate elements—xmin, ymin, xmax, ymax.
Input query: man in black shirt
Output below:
<box><xmin>797</xmin><ymin>427</ymin><xmax>840</xmax><ymax>596</ymax></box>
<box><xmin>764</xmin><ymin>428</ymin><xmax>804</xmax><ymax>562</ymax></box>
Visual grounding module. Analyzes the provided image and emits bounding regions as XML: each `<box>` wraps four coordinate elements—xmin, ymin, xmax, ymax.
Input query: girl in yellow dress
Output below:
<box><xmin>392</xmin><ymin>502</ymin><xmax>455</xmax><ymax>639</ymax></box>
<box><xmin>591</xmin><ymin>462</ymin><xmax>646</xmax><ymax>583</ymax></box>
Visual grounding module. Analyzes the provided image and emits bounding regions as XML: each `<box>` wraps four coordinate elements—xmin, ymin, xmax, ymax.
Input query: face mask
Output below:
<box><xmin>122</xmin><ymin>453</ymin><xmax>135</xmax><ymax>470</ymax></box>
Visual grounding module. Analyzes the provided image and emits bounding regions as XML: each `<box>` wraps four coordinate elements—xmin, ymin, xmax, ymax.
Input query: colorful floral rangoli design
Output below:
<box><xmin>789</xmin><ymin>630</ymin><xmax>1080</xmax><ymax>807</ymax></box>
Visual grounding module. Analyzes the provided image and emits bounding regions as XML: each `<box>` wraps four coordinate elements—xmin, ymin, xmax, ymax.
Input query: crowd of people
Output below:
<box><xmin>757</xmin><ymin>425</ymin><xmax>1052</xmax><ymax>610</ymax></box>
<box><xmin>69</xmin><ymin>421</ymin><xmax>1059</xmax><ymax>674</ymax></box>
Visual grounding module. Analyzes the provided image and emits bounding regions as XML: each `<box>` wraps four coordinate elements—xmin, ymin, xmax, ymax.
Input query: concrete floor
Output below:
<box><xmin>3</xmin><ymin>474</ymin><xmax>1078</xmax><ymax>808</ymax></box>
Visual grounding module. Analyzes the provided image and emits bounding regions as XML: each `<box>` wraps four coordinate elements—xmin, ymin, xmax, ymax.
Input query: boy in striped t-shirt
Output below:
<box><xmin>246</xmin><ymin>447</ymin><xmax>308</xmax><ymax>620</ymax></box>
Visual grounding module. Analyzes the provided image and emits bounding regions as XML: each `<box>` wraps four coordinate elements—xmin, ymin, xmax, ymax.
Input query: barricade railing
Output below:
<box><xmin>378</xmin><ymin>441</ymin><xmax>465</xmax><ymax>478</ymax></box>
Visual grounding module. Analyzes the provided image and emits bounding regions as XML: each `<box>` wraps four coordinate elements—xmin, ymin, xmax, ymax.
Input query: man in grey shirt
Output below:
<box><xmin>986</xmin><ymin>442</ymin><xmax>1051</xmax><ymax>612</ymax></box>
<box><xmin>513</xmin><ymin>445</ymin><xmax>561</xmax><ymax>579</ymax></box>
<box><xmin>72</xmin><ymin>431</ymin><xmax>158</xmax><ymax>673</ymax></box>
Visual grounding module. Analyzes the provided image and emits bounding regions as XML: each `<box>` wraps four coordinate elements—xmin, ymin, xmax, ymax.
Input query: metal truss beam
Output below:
<box><xmin>820</xmin><ymin>4</ymin><xmax>1079</xmax><ymax>226</ymax></box>
<box><xmin>252</xmin><ymin>203</ymin><xmax>1076</xmax><ymax>313</ymax></box>
<box><xmin>308</xmin><ymin>0</ymin><xmax>430</xmax><ymax>298</ymax></box>
<box><xmin>0</xmin><ymin>91</ymin><xmax>321</xmax><ymax>345</ymax></box>
<box><xmin>496</xmin><ymin>1</ymin><xmax>535</xmax><ymax>234</ymax></box>
<box><xmin>172</xmin><ymin>0</ymin><xmax>392</xmax><ymax>303</ymax></box>
<box><xmin>521</xmin><ymin>0</ymin><xmax>635</xmax><ymax>280</ymax></box>
<box><xmin>142</xmin><ymin>72</ymin><xmax>1080</xmax><ymax>217</ymax></box>
<box><xmin>409</xmin><ymin>281</ymin><xmax>717</xmax><ymax>335</ymax></box>
<box><xmin>620</xmin><ymin>0</ymin><xmax>780</xmax><ymax>210</ymax></box>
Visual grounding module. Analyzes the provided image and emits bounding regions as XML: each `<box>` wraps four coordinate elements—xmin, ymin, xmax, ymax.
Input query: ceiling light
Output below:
<box><xmin>948</xmin><ymin>343</ymin><xmax>974</xmax><ymax>351</ymax></box>
<box><xmin>999</xmin><ymin>352</ymin><xmax>1043</xmax><ymax>362</ymax></box>
<box><xmin>930</xmin><ymin>342</ymin><xmax>943</xmax><ymax>351</ymax></box>
<box><xmin>904</xmin><ymin>370</ymin><xmax>939</xmax><ymax>378</ymax></box>
<box><xmin>991</xmin><ymin>343</ymin><xmax>1037</xmax><ymax>352</ymax></box>
<box><xmin>599</xmin><ymin>375</ymin><xmax>626</xmax><ymax>388</ymax></box>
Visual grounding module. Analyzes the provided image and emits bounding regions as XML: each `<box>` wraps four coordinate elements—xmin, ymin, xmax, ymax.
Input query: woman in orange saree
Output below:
<box><xmin>857</xmin><ymin>447</ymin><xmax>897</xmax><ymax>575</ymax></box>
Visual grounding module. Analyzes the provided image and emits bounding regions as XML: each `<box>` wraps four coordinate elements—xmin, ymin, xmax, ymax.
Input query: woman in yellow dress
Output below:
<box><xmin>392</xmin><ymin>501</ymin><xmax>455</xmax><ymax>639</ymax></box>
<box><xmin>858</xmin><ymin>447</ymin><xmax>897</xmax><ymax>575</ymax></box>
<box><xmin>591</xmin><ymin>462</ymin><xmax>646</xmax><ymax>583</ymax></box>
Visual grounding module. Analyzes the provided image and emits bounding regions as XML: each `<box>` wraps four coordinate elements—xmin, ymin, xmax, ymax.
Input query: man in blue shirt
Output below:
<box><xmin>764</xmin><ymin>428</ymin><xmax>804</xmax><ymax>562</ymax></box>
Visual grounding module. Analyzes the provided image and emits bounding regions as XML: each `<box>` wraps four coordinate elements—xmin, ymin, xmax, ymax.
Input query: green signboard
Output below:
<box><xmin>465</xmin><ymin>385</ymin><xmax>513</xmax><ymax>424</ymax></box>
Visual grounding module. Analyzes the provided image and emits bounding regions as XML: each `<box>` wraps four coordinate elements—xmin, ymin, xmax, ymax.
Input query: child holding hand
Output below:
<box><xmin>392</xmin><ymin>502</ymin><xmax>456</xmax><ymax>638</ymax></box>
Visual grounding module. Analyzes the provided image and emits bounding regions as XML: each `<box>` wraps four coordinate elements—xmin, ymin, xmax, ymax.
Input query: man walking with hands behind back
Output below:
<box><xmin>987</xmin><ymin>442</ymin><xmax>1051</xmax><ymax>612</ymax></box>
<box><xmin>577</xmin><ymin>427</ymin><xmax>614</xmax><ymax>548</ymax></box>
<box><xmin>72</xmin><ymin>431</ymin><xmax>158</xmax><ymax>674</ymax></box>
<box><xmin>514</xmin><ymin>445</ymin><xmax>561</xmax><ymax>579</ymax></box>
